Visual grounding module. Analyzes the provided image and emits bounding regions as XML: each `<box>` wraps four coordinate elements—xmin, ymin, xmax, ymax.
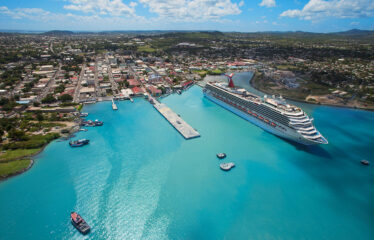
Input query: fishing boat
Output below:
<box><xmin>70</xmin><ymin>212</ymin><xmax>90</xmax><ymax>234</ymax></box>
<box><xmin>81</xmin><ymin>120</ymin><xmax>104</xmax><ymax>127</ymax></box>
<box><xmin>69</xmin><ymin>139</ymin><xmax>89</xmax><ymax>147</ymax></box>
<box><xmin>94</xmin><ymin>120</ymin><xmax>103</xmax><ymax>126</ymax></box>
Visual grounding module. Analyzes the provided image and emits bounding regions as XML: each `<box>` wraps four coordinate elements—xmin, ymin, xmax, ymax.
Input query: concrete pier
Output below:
<box><xmin>112</xmin><ymin>99</ymin><xmax>118</xmax><ymax>110</ymax></box>
<box><xmin>150</xmin><ymin>97</ymin><xmax>200</xmax><ymax>139</ymax></box>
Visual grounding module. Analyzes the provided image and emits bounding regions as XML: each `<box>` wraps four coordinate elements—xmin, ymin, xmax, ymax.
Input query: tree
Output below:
<box><xmin>54</xmin><ymin>84</ymin><xmax>65</xmax><ymax>94</ymax></box>
<box><xmin>36</xmin><ymin>113</ymin><xmax>44</xmax><ymax>121</ymax></box>
<box><xmin>58</xmin><ymin>94</ymin><xmax>73</xmax><ymax>102</ymax></box>
<box><xmin>8</xmin><ymin>129</ymin><xmax>28</xmax><ymax>141</ymax></box>
<box><xmin>41</xmin><ymin>94</ymin><xmax>57</xmax><ymax>104</ymax></box>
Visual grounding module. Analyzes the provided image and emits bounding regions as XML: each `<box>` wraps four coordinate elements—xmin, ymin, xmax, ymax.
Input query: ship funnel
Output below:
<box><xmin>225</xmin><ymin>73</ymin><xmax>235</xmax><ymax>88</ymax></box>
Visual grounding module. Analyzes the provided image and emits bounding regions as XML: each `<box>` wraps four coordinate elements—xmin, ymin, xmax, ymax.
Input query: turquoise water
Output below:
<box><xmin>1</xmin><ymin>73</ymin><xmax>374</xmax><ymax>239</ymax></box>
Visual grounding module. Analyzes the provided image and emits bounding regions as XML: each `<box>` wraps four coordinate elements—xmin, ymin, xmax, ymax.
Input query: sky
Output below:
<box><xmin>0</xmin><ymin>0</ymin><xmax>373</xmax><ymax>32</ymax></box>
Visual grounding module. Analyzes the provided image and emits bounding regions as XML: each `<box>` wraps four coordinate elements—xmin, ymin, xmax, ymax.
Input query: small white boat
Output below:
<box><xmin>220</xmin><ymin>162</ymin><xmax>235</xmax><ymax>171</ymax></box>
<box><xmin>216</xmin><ymin>153</ymin><xmax>226</xmax><ymax>159</ymax></box>
<box><xmin>361</xmin><ymin>160</ymin><xmax>370</xmax><ymax>166</ymax></box>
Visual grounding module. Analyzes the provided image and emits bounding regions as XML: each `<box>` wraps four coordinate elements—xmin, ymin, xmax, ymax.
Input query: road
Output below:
<box><xmin>93</xmin><ymin>57</ymin><xmax>102</xmax><ymax>97</ymax></box>
<box><xmin>37</xmin><ymin>63</ymin><xmax>61</xmax><ymax>102</ymax></box>
<box><xmin>106</xmin><ymin>55</ymin><xmax>119</xmax><ymax>94</ymax></box>
<box><xmin>73</xmin><ymin>63</ymin><xmax>86</xmax><ymax>103</ymax></box>
<box><xmin>49</xmin><ymin>41</ymin><xmax>55</xmax><ymax>55</ymax></box>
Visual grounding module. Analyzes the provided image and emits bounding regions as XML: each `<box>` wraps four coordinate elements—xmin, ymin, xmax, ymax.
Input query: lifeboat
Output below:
<box><xmin>271</xmin><ymin>122</ymin><xmax>276</xmax><ymax>127</ymax></box>
<box><xmin>258</xmin><ymin>116</ymin><xmax>264</xmax><ymax>120</ymax></box>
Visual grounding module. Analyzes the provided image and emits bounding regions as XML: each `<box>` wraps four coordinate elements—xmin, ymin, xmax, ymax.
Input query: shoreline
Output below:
<box><xmin>249</xmin><ymin>71</ymin><xmax>374</xmax><ymax>112</ymax></box>
<box><xmin>0</xmin><ymin>159</ymin><xmax>34</xmax><ymax>182</ymax></box>
<box><xmin>1</xmin><ymin>77</ymin><xmax>372</xmax><ymax>182</ymax></box>
<box><xmin>0</xmin><ymin>123</ymin><xmax>80</xmax><ymax>182</ymax></box>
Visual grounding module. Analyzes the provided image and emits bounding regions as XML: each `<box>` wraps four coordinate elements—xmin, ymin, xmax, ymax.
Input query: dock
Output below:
<box><xmin>150</xmin><ymin>97</ymin><xmax>200</xmax><ymax>139</ymax></box>
<box><xmin>112</xmin><ymin>99</ymin><xmax>118</xmax><ymax>110</ymax></box>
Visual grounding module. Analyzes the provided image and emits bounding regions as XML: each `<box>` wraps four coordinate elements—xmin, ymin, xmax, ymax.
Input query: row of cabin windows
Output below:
<box><xmin>208</xmin><ymin>85</ymin><xmax>290</xmax><ymax>126</ymax></box>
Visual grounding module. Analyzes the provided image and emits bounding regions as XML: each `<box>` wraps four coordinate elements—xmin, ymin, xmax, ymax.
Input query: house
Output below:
<box><xmin>146</xmin><ymin>86</ymin><xmax>162</xmax><ymax>97</ymax></box>
<box><xmin>128</xmin><ymin>79</ymin><xmax>140</xmax><ymax>87</ymax></box>
<box><xmin>132</xmin><ymin>86</ymin><xmax>144</xmax><ymax>96</ymax></box>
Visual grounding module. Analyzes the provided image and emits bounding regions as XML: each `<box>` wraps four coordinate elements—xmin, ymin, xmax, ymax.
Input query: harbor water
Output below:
<box><xmin>1</xmin><ymin>72</ymin><xmax>374</xmax><ymax>239</ymax></box>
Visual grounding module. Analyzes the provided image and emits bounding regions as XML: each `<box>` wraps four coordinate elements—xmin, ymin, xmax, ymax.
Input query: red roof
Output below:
<box><xmin>132</xmin><ymin>87</ymin><xmax>144</xmax><ymax>94</ymax></box>
<box><xmin>147</xmin><ymin>86</ymin><xmax>162</xmax><ymax>94</ymax></box>
<box><xmin>128</xmin><ymin>79</ymin><xmax>140</xmax><ymax>86</ymax></box>
<box><xmin>182</xmin><ymin>80</ymin><xmax>193</xmax><ymax>87</ymax></box>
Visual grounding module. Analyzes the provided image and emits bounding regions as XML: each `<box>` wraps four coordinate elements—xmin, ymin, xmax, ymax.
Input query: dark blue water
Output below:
<box><xmin>1</xmin><ymin>73</ymin><xmax>374</xmax><ymax>239</ymax></box>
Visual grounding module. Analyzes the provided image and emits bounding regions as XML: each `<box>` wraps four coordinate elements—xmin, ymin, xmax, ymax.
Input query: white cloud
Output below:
<box><xmin>64</xmin><ymin>0</ymin><xmax>137</xmax><ymax>16</ymax></box>
<box><xmin>0</xmin><ymin>0</ymin><xmax>244</xmax><ymax>27</ymax></box>
<box><xmin>0</xmin><ymin>6</ymin><xmax>51</xmax><ymax>20</ymax></box>
<box><xmin>138</xmin><ymin>0</ymin><xmax>242</xmax><ymax>21</ymax></box>
<box><xmin>239</xmin><ymin>1</ymin><xmax>244</xmax><ymax>7</ymax></box>
<box><xmin>280</xmin><ymin>0</ymin><xmax>374</xmax><ymax>20</ymax></box>
<box><xmin>259</xmin><ymin>0</ymin><xmax>276</xmax><ymax>8</ymax></box>
<box><xmin>0</xmin><ymin>6</ymin><xmax>150</xmax><ymax>30</ymax></box>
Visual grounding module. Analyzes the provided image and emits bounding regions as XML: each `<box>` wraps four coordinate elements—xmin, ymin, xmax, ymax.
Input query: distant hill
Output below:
<box><xmin>43</xmin><ymin>30</ymin><xmax>75</xmax><ymax>35</ymax></box>
<box><xmin>5</xmin><ymin>28</ymin><xmax>370</xmax><ymax>40</ymax></box>
<box><xmin>334</xmin><ymin>29</ymin><xmax>373</xmax><ymax>35</ymax></box>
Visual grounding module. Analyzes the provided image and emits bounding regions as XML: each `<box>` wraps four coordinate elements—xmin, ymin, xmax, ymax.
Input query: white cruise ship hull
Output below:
<box><xmin>204</xmin><ymin>92</ymin><xmax>319</xmax><ymax>145</ymax></box>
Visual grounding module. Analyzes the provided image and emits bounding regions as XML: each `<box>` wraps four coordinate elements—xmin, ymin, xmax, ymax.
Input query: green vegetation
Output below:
<box><xmin>207</xmin><ymin>69</ymin><xmax>223</xmax><ymax>75</ymax></box>
<box><xmin>54</xmin><ymin>84</ymin><xmax>65</xmax><ymax>94</ymax></box>
<box><xmin>58</xmin><ymin>94</ymin><xmax>73</xmax><ymax>102</ymax></box>
<box><xmin>0</xmin><ymin>148</ymin><xmax>40</xmax><ymax>162</ymax></box>
<box><xmin>193</xmin><ymin>70</ymin><xmax>207</xmax><ymax>78</ymax></box>
<box><xmin>276</xmin><ymin>65</ymin><xmax>300</xmax><ymax>71</ymax></box>
<box><xmin>41</xmin><ymin>94</ymin><xmax>57</xmax><ymax>104</ymax></box>
<box><xmin>2</xmin><ymin>133</ymin><xmax>60</xmax><ymax>150</ymax></box>
<box><xmin>0</xmin><ymin>159</ymin><xmax>31</xmax><ymax>178</ymax></box>
<box><xmin>0</xmin><ymin>97</ymin><xmax>18</xmax><ymax>112</ymax></box>
<box><xmin>137</xmin><ymin>45</ymin><xmax>156</xmax><ymax>53</ymax></box>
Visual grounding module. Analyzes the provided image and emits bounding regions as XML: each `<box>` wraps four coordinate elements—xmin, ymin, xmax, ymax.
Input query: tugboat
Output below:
<box><xmin>220</xmin><ymin>162</ymin><xmax>235</xmax><ymax>171</ymax></box>
<box><xmin>216</xmin><ymin>153</ymin><xmax>226</xmax><ymax>159</ymax></box>
<box><xmin>361</xmin><ymin>160</ymin><xmax>370</xmax><ymax>166</ymax></box>
<box><xmin>69</xmin><ymin>139</ymin><xmax>89</xmax><ymax>147</ymax></box>
<box><xmin>70</xmin><ymin>212</ymin><xmax>90</xmax><ymax>234</ymax></box>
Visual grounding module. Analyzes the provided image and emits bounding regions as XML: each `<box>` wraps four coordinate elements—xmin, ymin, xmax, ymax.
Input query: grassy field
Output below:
<box><xmin>0</xmin><ymin>148</ymin><xmax>41</xmax><ymax>162</ymax></box>
<box><xmin>137</xmin><ymin>45</ymin><xmax>156</xmax><ymax>53</ymax></box>
<box><xmin>208</xmin><ymin>69</ymin><xmax>223</xmax><ymax>75</ymax></box>
<box><xmin>0</xmin><ymin>159</ymin><xmax>31</xmax><ymax>178</ymax></box>
<box><xmin>276</xmin><ymin>64</ymin><xmax>300</xmax><ymax>71</ymax></box>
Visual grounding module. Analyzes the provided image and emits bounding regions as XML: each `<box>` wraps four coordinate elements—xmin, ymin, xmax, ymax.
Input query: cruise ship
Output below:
<box><xmin>203</xmin><ymin>74</ymin><xmax>328</xmax><ymax>145</ymax></box>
